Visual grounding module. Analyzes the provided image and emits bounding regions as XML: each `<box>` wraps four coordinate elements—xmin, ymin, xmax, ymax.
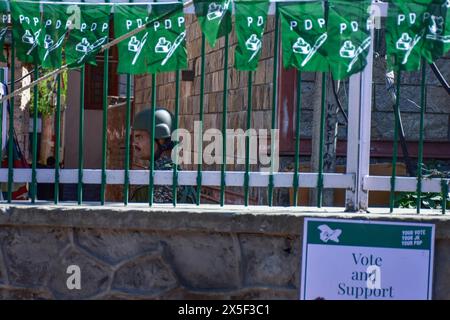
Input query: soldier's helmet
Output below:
<box><xmin>132</xmin><ymin>107</ymin><xmax>174</xmax><ymax>140</ymax></box>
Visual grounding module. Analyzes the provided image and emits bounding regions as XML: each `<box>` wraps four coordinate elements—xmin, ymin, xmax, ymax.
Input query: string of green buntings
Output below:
<box><xmin>1</xmin><ymin>0</ymin><xmax>449</xmax><ymax>78</ymax></box>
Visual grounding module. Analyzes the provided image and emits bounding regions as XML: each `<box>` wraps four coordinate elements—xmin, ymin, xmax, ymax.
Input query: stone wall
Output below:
<box><xmin>372</xmin><ymin>33</ymin><xmax>450</xmax><ymax>142</ymax></box>
<box><xmin>0</xmin><ymin>205</ymin><xmax>448</xmax><ymax>300</ymax></box>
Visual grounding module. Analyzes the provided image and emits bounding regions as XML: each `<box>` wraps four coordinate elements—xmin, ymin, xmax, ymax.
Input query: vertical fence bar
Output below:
<box><xmin>7</xmin><ymin>41</ymin><xmax>15</xmax><ymax>203</ymax></box>
<box><xmin>442</xmin><ymin>180</ymin><xmax>448</xmax><ymax>214</ymax></box>
<box><xmin>124</xmin><ymin>74</ymin><xmax>132</xmax><ymax>205</ymax></box>
<box><xmin>220</xmin><ymin>31</ymin><xmax>230</xmax><ymax>207</ymax></box>
<box><xmin>77</xmin><ymin>0</ymin><xmax>86</xmax><ymax>205</ymax></box>
<box><xmin>100</xmin><ymin>34</ymin><xmax>109</xmax><ymax>205</ymax></box>
<box><xmin>196</xmin><ymin>34</ymin><xmax>206</xmax><ymax>205</ymax></box>
<box><xmin>31</xmin><ymin>67</ymin><xmax>39</xmax><ymax>203</ymax></box>
<box><xmin>149</xmin><ymin>74</ymin><xmax>156</xmax><ymax>206</ymax></box>
<box><xmin>416</xmin><ymin>61</ymin><xmax>426</xmax><ymax>213</ymax></box>
<box><xmin>389</xmin><ymin>71</ymin><xmax>401</xmax><ymax>213</ymax></box>
<box><xmin>0</xmin><ymin>70</ymin><xmax>3</xmax><ymax>181</ymax></box>
<box><xmin>123</xmin><ymin>0</ymin><xmax>134</xmax><ymax>205</ymax></box>
<box><xmin>78</xmin><ymin>66</ymin><xmax>85</xmax><ymax>205</ymax></box>
<box><xmin>172</xmin><ymin>71</ymin><xmax>180</xmax><ymax>207</ymax></box>
<box><xmin>268</xmin><ymin>3</ymin><xmax>279</xmax><ymax>207</ymax></box>
<box><xmin>54</xmin><ymin>75</ymin><xmax>61</xmax><ymax>204</ymax></box>
<box><xmin>244</xmin><ymin>72</ymin><xmax>253</xmax><ymax>207</ymax></box>
<box><xmin>317</xmin><ymin>73</ymin><xmax>326</xmax><ymax>208</ymax></box>
<box><xmin>292</xmin><ymin>71</ymin><xmax>302</xmax><ymax>206</ymax></box>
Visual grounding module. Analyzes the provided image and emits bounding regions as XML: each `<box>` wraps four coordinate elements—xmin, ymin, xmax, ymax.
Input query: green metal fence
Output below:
<box><xmin>0</xmin><ymin>0</ymin><xmax>449</xmax><ymax>213</ymax></box>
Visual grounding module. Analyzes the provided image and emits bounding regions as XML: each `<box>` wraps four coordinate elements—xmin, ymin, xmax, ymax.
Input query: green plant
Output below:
<box><xmin>30</xmin><ymin>70</ymin><xmax>68</xmax><ymax>116</ymax></box>
<box><xmin>396</xmin><ymin>164</ymin><xmax>450</xmax><ymax>210</ymax></box>
<box><xmin>395</xmin><ymin>192</ymin><xmax>448</xmax><ymax>209</ymax></box>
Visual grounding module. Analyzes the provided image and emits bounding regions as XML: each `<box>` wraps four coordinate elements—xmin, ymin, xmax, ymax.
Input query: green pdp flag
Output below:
<box><xmin>39</xmin><ymin>4</ymin><xmax>69</xmax><ymax>69</ymax></box>
<box><xmin>326</xmin><ymin>0</ymin><xmax>372</xmax><ymax>80</ymax></box>
<box><xmin>11</xmin><ymin>1</ymin><xmax>43</xmax><ymax>64</ymax></box>
<box><xmin>0</xmin><ymin>1</ymin><xmax>8</xmax><ymax>62</ymax></box>
<box><xmin>279</xmin><ymin>1</ymin><xmax>329</xmax><ymax>72</ymax></box>
<box><xmin>234</xmin><ymin>0</ymin><xmax>270</xmax><ymax>71</ymax></box>
<box><xmin>421</xmin><ymin>0</ymin><xmax>450</xmax><ymax>63</ymax></box>
<box><xmin>114</xmin><ymin>5</ymin><xmax>149</xmax><ymax>75</ymax></box>
<box><xmin>66</xmin><ymin>6</ymin><xmax>111</xmax><ymax>68</ymax></box>
<box><xmin>386</xmin><ymin>0</ymin><xmax>431</xmax><ymax>72</ymax></box>
<box><xmin>146</xmin><ymin>3</ymin><xmax>187</xmax><ymax>73</ymax></box>
<box><xmin>193</xmin><ymin>0</ymin><xmax>232</xmax><ymax>48</ymax></box>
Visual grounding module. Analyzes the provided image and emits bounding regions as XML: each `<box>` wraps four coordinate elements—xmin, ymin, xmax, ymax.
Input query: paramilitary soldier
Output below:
<box><xmin>130</xmin><ymin>107</ymin><xmax>196</xmax><ymax>203</ymax></box>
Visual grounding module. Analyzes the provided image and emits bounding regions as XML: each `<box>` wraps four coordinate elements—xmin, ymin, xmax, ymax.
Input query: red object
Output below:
<box><xmin>1</xmin><ymin>158</ymin><xmax>29</xmax><ymax>200</ymax></box>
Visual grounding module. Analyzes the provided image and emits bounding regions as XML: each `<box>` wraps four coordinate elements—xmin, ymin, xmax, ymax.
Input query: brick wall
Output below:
<box><xmin>134</xmin><ymin>15</ymin><xmax>277</xmax><ymax>172</ymax></box>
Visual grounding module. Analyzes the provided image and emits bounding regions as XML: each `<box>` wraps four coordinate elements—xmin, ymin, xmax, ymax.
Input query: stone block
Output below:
<box><xmin>426</xmin><ymin>86</ymin><xmax>450</xmax><ymax>114</ymax></box>
<box><xmin>2</xmin><ymin>227</ymin><xmax>70</xmax><ymax>287</ymax></box>
<box><xmin>240</xmin><ymin>235</ymin><xmax>300</xmax><ymax>288</ymax></box>
<box><xmin>229</xmin><ymin>287</ymin><xmax>298</xmax><ymax>300</ymax></box>
<box><xmin>299</xmin><ymin>81</ymin><xmax>316</xmax><ymax>111</ymax></box>
<box><xmin>373</xmin><ymin>84</ymin><xmax>422</xmax><ymax>113</ymax></box>
<box><xmin>112</xmin><ymin>250</ymin><xmax>178</xmax><ymax>296</ymax></box>
<box><xmin>75</xmin><ymin>229</ymin><xmax>161</xmax><ymax>265</ymax></box>
<box><xmin>433</xmin><ymin>239</ymin><xmax>450</xmax><ymax>299</ymax></box>
<box><xmin>371</xmin><ymin>112</ymin><xmax>450</xmax><ymax>141</ymax></box>
<box><xmin>164</xmin><ymin>233</ymin><xmax>241</xmax><ymax>290</ymax></box>
<box><xmin>48</xmin><ymin>247</ymin><xmax>111</xmax><ymax>299</ymax></box>
<box><xmin>300</xmin><ymin>72</ymin><xmax>316</xmax><ymax>83</ymax></box>
<box><xmin>160</xmin><ymin>287</ymin><xmax>233</xmax><ymax>300</ymax></box>
<box><xmin>0</xmin><ymin>288</ymin><xmax>53</xmax><ymax>300</ymax></box>
<box><xmin>372</xmin><ymin>56</ymin><xmax>389</xmax><ymax>85</ymax></box>
<box><xmin>373</xmin><ymin>55</ymin><xmax>450</xmax><ymax>87</ymax></box>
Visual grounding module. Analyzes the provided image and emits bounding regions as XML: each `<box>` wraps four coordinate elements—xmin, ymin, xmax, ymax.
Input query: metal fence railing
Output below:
<box><xmin>0</xmin><ymin>0</ymin><xmax>448</xmax><ymax>213</ymax></box>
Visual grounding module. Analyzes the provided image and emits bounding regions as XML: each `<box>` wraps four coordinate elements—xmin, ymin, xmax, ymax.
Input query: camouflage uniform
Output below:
<box><xmin>130</xmin><ymin>155</ymin><xmax>196</xmax><ymax>204</ymax></box>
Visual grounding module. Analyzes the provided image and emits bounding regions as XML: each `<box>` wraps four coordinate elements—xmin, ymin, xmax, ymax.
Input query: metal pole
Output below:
<box><xmin>268</xmin><ymin>3</ymin><xmax>279</xmax><ymax>207</ymax></box>
<box><xmin>196</xmin><ymin>34</ymin><xmax>206</xmax><ymax>206</ymax></box>
<box><xmin>77</xmin><ymin>65</ymin><xmax>85</xmax><ymax>205</ymax></box>
<box><xmin>345</xmin><ymin>20</ymin><xmax>374</xmax><ymax>212</ymax></box>
<box><xmin>172</xmin><ymin>71</ymin><xmax>180</xmax><ymax>207</ymax></box>
<box><xmin>0</xmin><ymin>70</ymin><xmax>3</xmax><ymax>186</ymax></box>
<box><xmin>416</xmin><ymin>61</ymin><xmax>426</xmax><ymax>213</ymax></box>
<box><xmin>7</xmin><ymin>39</ymin><xmax>15</xmax><ymax>203</ymax></box>
<box><xmin>220</xmin><ymin>31</ymin><xmax>229</xmax><ymax>207</ymax></box>
<box><xmin>442</xmin><ymin>180</ymin><xmax>448</xmax><ymax>215</ymax></box>
<box><xmin>244</xmin><ymin>71</ymin><xmax>253</xmax><ymax>207</ymax></box>
<box><xmin>317</xmin><ymin>73</ymin><xmax>326</xmax><ymax>208</ymax></box>
<box><xmin>293</xmin><ymin>71</ymin><xmax>302</xmax><ymax>206</ymax></box>
<box><xmin>124</xmin><ymin>74</ymin><xmax>132</xmax><ymax>205</ymax></box>
<box><xmin>54</xmin><ymin>74</ymin><xmax>61</xmax><ymax>204</ymax></box>
<box><xmin>30</xmin><ymin>66</ymin><xmax>38</xmax><ymax>203</ymax></box>
<box><xmin>100</xmin><ymin>26</ymin><xmax>110</xmax><ymax>205</ymax></box>
<box><xmin>124</xmin><ymin>0</ymin><xmax>134</xmax><ymax>205</ymax></box>
<box><xmin>389</xmin><ymin>71</ymin><xmax>401</xmax><ymax>213</ymax></box>
<box><xmin>149</xmin><ymin>74</ymin><xmax>156</xmax><ymax>206</ymax></box>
